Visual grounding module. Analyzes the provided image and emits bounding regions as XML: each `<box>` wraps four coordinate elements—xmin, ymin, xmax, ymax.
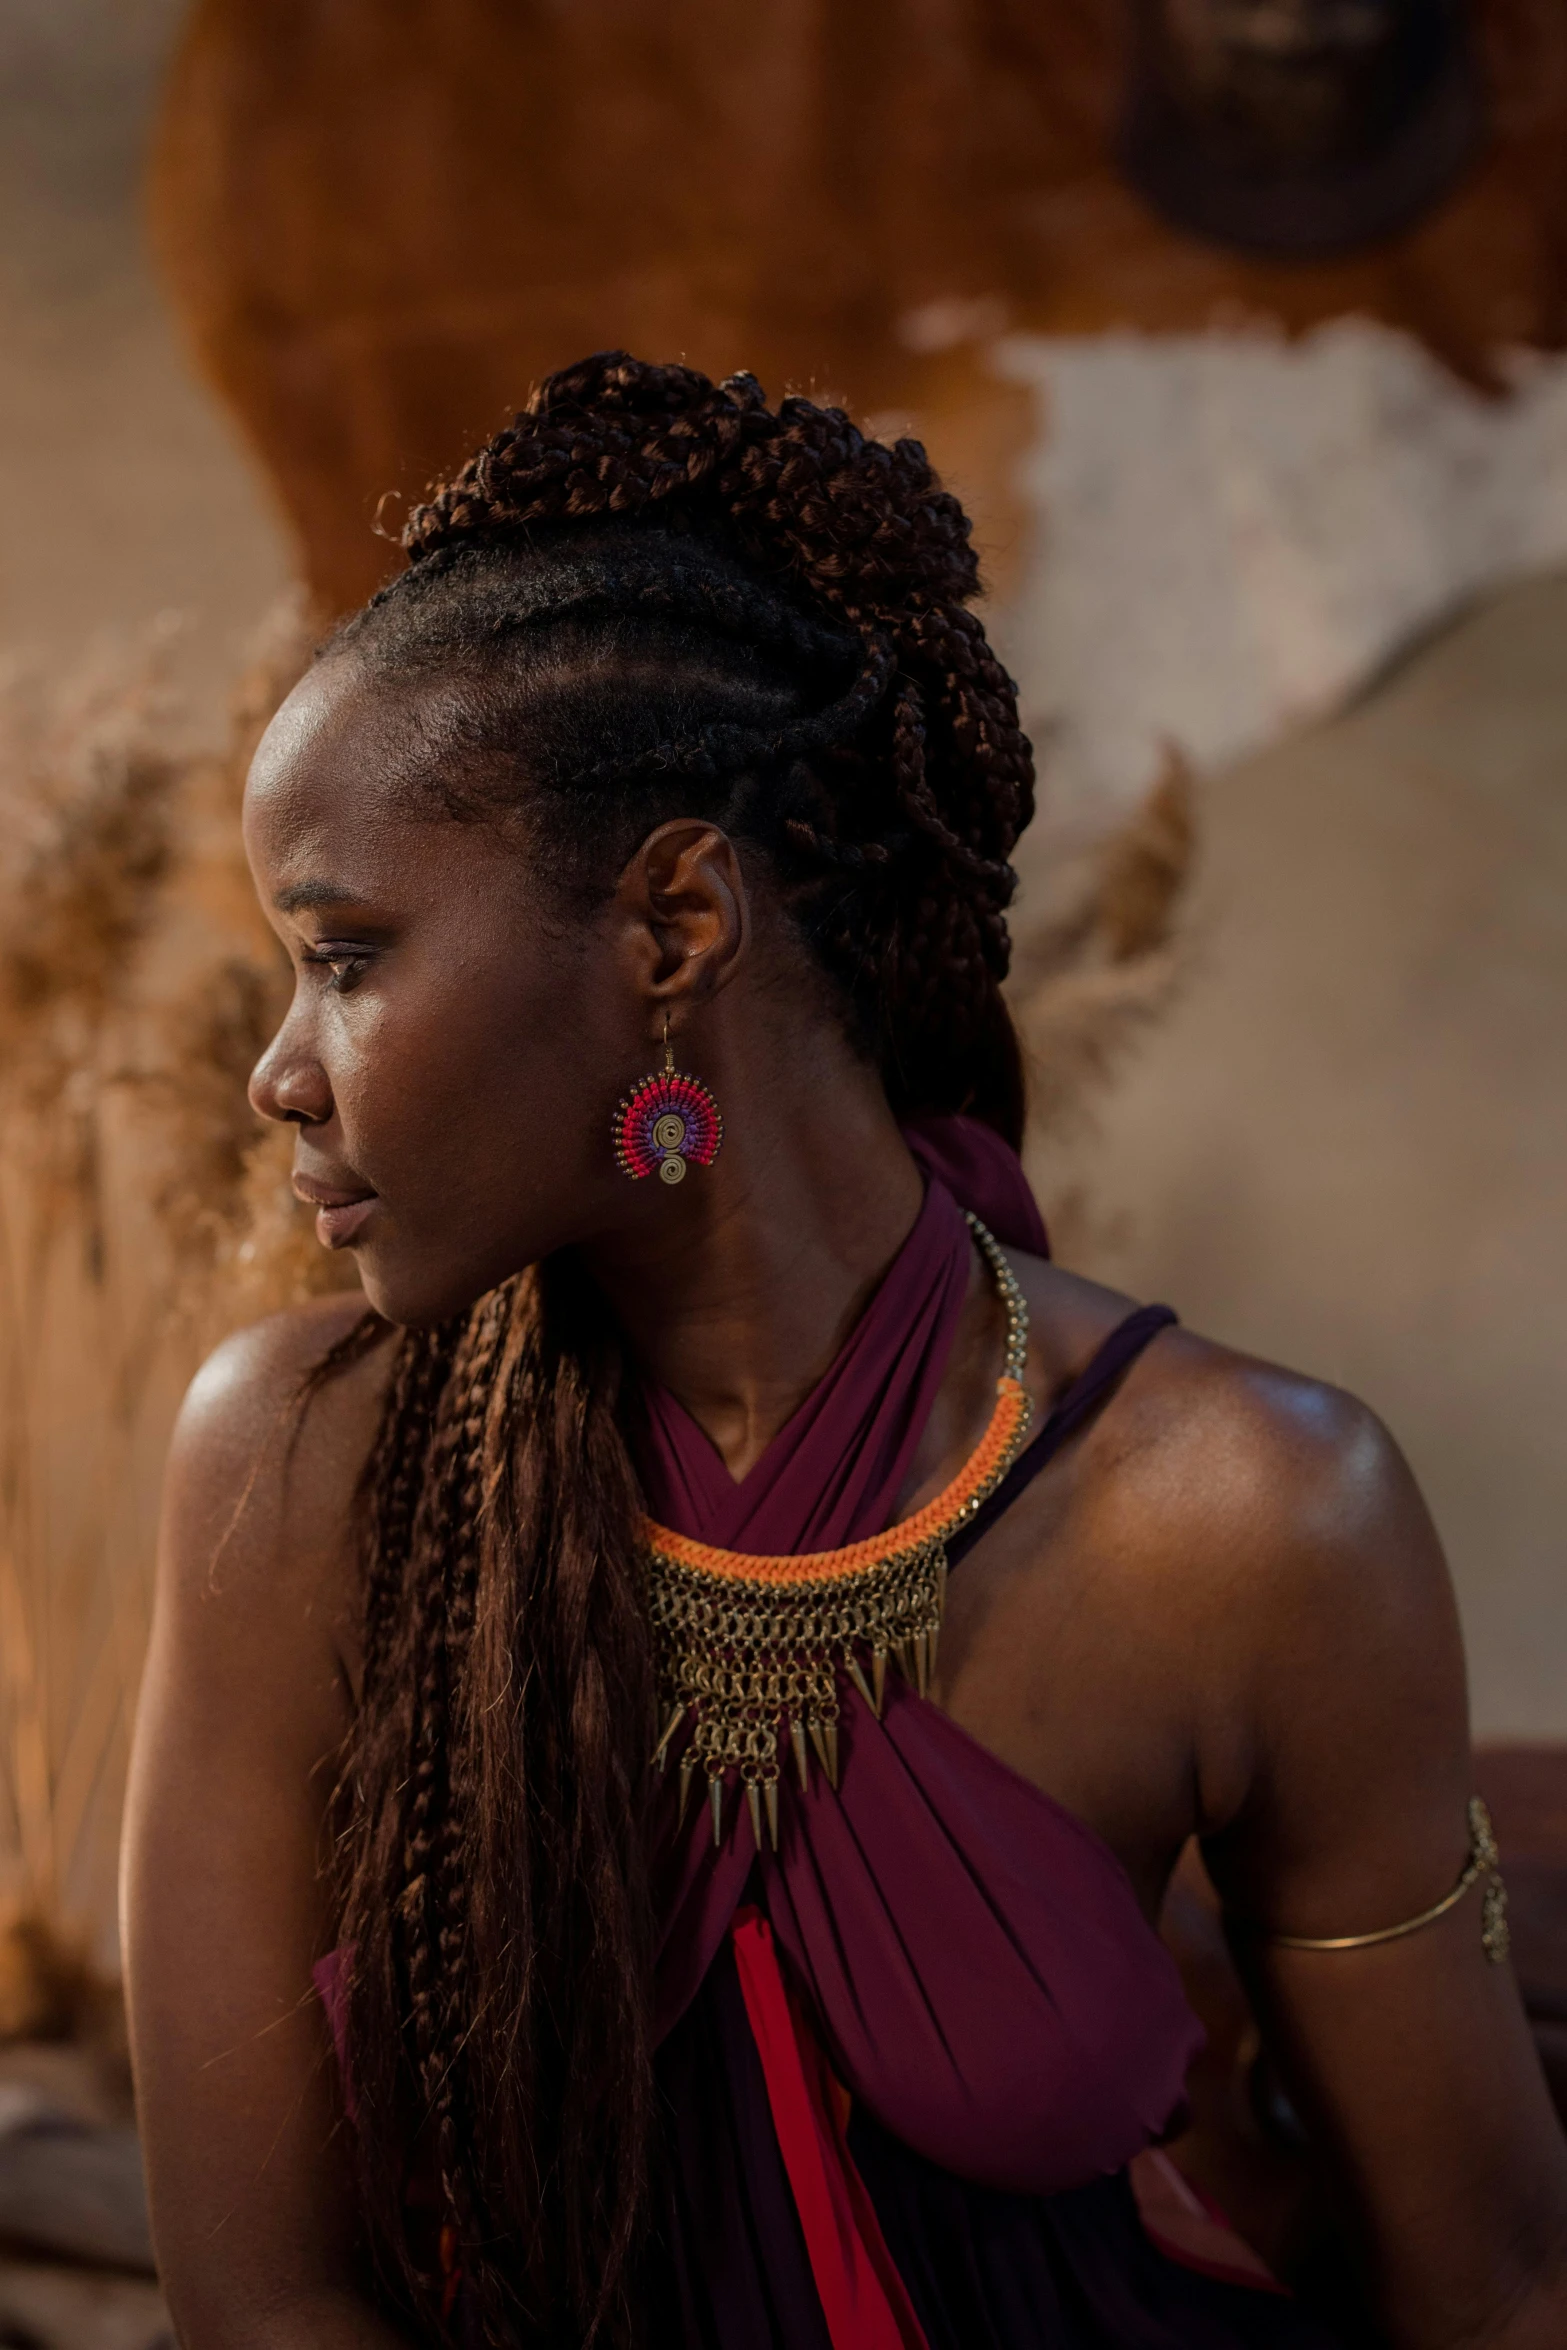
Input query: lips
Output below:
<box><xmin>292</xmin><ymin>1167</ymin><xmax>379</xmax><ymax>1250</ymax></box>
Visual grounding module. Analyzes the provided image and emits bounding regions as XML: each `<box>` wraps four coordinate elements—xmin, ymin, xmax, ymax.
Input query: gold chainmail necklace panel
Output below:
<box><xmin>644</xmin><ymin>1213</ymin><xmax>1032</xmax><ymax>1851</ymax></box>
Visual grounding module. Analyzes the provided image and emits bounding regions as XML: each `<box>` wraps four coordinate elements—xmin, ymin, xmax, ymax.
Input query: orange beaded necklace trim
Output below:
<box><xmin>645</xmin><ymin>1214</ymin><xmax>1033</xmax><ymax>1851</ymax></box>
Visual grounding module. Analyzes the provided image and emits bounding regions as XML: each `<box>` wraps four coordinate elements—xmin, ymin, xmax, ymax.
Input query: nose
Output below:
<box><xmin>249</xmin><ymin>1020</ymin><xmax>334</xmax><ymax>1128</ymax></box>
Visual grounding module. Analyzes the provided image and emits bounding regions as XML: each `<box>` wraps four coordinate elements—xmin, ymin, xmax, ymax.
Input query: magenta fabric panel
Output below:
<box><xmin>654</xmin><ymin>1674</ymin><xmax>1198</xmax><ymax>2193</ymax></box>
<box><xmin>902</xmin><ymin>1113</ymin><xmax>1049</xmax><ymax>1257</ymax></box>
<box><xmin>633</xmin><ymin>1175</ymin><xmax>972</xmax><ymax>1553</ymax></box>
<box><xmin>312</xmin><ymin>1948</ymin><xmax>354</xmax><ymax>2123</ymax></box>
<box><xmin>633</xmin><ymin>1114</ymin><xmax>1045</xmax><ymax>1553</ymax></box>
<box><xmin>754</xmin><ymin>1688</ymin><xmax>1198</xmax><ymax>2195</ymax></box>
<box><xmin>641</xmin><ymin>1114</ymin><xmax>1200</xmax><ymax>2196</ymax></box>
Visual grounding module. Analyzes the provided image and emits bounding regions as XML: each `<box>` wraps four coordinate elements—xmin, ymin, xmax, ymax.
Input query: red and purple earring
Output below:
<box><xmin>613</xmin><ymin>1014</ymin><xmax>723</xmax><ymax>1188</ymax></box>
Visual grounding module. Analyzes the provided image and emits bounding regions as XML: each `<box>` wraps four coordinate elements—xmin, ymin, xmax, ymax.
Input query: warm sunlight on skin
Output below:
<box><xmin>242</xmin><ymin>652</ymin><xmax>927</xmax><ymax>1452</ymax></box>
<box><xmin>126</xmin><ymin>365</ymin><xmax>1567</xmax><ymax>2350</ymax></box>
<box><xmin>116</xmin><ymin>638</ymin><xmax>1566</xmax><ymax>2350</ymax></box>
<box><xmin>244</xmin><ymin>663</ymin><xmax>619</xmax><ymax>1323</ymax></box>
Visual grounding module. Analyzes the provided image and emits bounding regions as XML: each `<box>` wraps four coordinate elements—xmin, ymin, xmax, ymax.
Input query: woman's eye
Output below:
<box><xmin>304</xmin><ymin>948</ymin><xmax>371</xmax><ymax>993</ymax></box>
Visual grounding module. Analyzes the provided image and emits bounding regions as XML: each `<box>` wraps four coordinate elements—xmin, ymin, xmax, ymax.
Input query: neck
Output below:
<box><xmin>581</xmin><ymin>1031</ymin><xmax>924</xmax><ymax>1480</ymax></box>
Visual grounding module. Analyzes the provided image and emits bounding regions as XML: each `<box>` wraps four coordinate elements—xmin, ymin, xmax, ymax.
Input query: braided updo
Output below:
<box><xmin>335</xmin><ymin>349</ymin><xmax>1035</xmax><ymax>1140</ymax></box>
<box><xmin>328</xmin><ymin>356</ymin><xmax>1036</xmax><ymax>2349</ymax></box>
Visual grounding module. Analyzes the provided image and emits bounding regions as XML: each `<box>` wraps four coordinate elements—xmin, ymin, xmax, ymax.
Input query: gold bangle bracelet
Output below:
<box><xmin>1245</xmin><ymin>1797</ymin><xmax>1510</xmax><ymax>1966</ymax></box>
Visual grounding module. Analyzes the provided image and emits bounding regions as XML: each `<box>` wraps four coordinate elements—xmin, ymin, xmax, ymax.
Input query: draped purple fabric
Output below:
<box><xmin>636</xmin><ymin>1115</ymin><xmax>1342</xmax><ymax>2344</ymax></box>
<box><xmin>902</xmin><ymin>1113</ymin><xmax>1049</xmax><ymax>1258</ymax></box>
<box><xmin>634</xmin><ymin>1176</ymin><xmax>972</xmax><ymax>1557</ymax></box>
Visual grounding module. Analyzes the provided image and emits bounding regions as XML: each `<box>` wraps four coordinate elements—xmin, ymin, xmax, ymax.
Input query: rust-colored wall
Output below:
<box><xmin>150</xmin><ymin>0</ymin><xmax>1567</xmax><ymax>613</ymax></box>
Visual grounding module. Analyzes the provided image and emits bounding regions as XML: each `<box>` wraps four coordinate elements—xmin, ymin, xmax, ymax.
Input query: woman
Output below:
<box><xmin>124</xmin><ymin>354</ymin><xmax>1567</xmax><ymax>2349</ymax></box>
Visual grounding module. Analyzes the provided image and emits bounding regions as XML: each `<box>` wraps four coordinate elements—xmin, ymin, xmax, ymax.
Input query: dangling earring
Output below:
<box><xmin>613</xmin><ymin>1014</ymin><xmax>723</xmax><ymax>1188</ymax></box>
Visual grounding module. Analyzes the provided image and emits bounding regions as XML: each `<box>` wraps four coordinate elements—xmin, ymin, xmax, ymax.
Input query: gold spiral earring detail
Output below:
<box><xmin>612</xmin><ymin>1013</ymin><xmax>724</xmax><ymax>1188</ymax></box>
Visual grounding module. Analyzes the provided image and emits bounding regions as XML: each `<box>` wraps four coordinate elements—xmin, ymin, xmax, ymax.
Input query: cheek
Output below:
<box><xmin>334</xmin><ymin>934</ymin><xmax>620</xmax><ymax>1241</ymax></box>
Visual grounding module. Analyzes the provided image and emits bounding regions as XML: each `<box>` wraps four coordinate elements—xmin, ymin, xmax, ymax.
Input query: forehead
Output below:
<box><xmin>247</xmin><ymin>657</ymin><xmax>420</xmax><ymax>829</ymax></box>
<box><xmin>243</xmin><ymin>657</ymin><xmax>497</xmax><ymax>900</ymax></box>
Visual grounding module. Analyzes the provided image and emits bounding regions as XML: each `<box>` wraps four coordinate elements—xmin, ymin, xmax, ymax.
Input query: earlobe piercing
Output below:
<box><xmin>613</xmin><ymin>1013</ymin><xmax>723</xmax><ymax>1187</ymax></box>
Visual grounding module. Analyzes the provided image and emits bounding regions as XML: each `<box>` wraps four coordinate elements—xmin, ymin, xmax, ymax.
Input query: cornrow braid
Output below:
<box><xmin>329</xmin><ymin>354</ymin><xmax>1036</xmax><ymax>2347</ymax></box>
<box><xmin>340</xmin><ymin>350</ymin><xmax>1034</xmax><ymax>1139</ymax></box>
<box><xmin>557</xmin><ymin>628</ymin><xmax>896</xmax><ymax>798</ymax></box>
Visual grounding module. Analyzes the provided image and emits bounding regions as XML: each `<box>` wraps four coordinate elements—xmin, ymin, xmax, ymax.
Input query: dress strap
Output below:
<box><xmin>946</xmin><ymin>1304</ymin><xmax>1177</xmax><ymax>1570</ymax></box>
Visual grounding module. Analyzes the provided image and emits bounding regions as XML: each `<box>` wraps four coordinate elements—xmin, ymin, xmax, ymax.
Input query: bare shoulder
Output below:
<box><xmin>1011</xmin><ymin>1252</ymin><xmax>1466</xmax><ymax>1830</ymax></box>
<box><xmin>1016</xmin><ymin>1249</ymin><xmax>1440</xmax><ymax>1605</ymax></box>
<box><xmin>176</xmin><ymin>1291</ymin><xmax>387</xmax><ymax>1457</ymax></box>
<box><xmin>1096</xmin><ymin>1311</ymin><xmax>1445</xmax><ymax>1638</ymax></box>
<box><xmin>161</xmin><ymin>1294</ymin><xmax>396</xmax><ymax>1669</ymax></box>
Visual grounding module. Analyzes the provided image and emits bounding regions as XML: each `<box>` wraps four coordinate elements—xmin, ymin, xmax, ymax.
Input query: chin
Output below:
<box><xmin>351</xmin><ymin>1222</ymin><xmax>557</xmax><ymax>1330</ymax></box>
<box><xmin>351</xmin><ymin>1245</ymin><xmax>487</xmax><ymax>1331</ymax></box>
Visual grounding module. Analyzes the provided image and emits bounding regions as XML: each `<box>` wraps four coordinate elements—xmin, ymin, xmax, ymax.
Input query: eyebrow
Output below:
<box><xmin>273</xmin><ymin>880</ymin><xmax>363</xmax><ymax>914</ymax></box>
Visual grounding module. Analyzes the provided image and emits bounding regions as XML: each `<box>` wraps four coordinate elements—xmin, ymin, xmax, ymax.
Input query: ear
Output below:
<box><xmin>612</xmin><ymin>820</ymin><xmax>751</xmax><ymax>1038</ymax></box>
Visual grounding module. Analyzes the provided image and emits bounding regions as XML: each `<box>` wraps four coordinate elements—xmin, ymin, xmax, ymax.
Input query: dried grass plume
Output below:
<box><xmin>0</xmin><ymin>599</ymin><xmax>350</xmax><ymax>1950</ymax></box>
<box><xmin>1011</xmin><ymin>751</ymin><xmax>1194</xmax><ymax>1142</ymax></box>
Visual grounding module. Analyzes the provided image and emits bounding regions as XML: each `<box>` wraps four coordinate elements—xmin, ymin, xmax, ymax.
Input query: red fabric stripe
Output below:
<box><xmin>730</xmin><ymin>1906</ymin><xmax>929</xmax><ymax>2350</ymax></box>
<box><xmin>1128</xmin><ymin>2148</ymin><xmax>1290</xmax><ymax>2296</ymax></box>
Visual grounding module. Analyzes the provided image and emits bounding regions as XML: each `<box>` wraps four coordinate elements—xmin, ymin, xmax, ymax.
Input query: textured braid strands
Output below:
<box><xmin>391</xmin><ymin>1291</ymin><xmax>513</xmax><ymax>2323</ymax></box>
<box><xmin>337</xmin><ymin>1317</ymin><xmax>465</xmax><ymax>2323</ymax></box>
<box><xmin>359</xmin><ymin>1325</ymin><xmax>459</xmax><ymax>1706</ymax></box>
<box><xmin>644</xmin><ymin>1217</ymin><xmax>1031</xmax><ymax>1853</ymax></box>
<box><xmin>398</xmin><ymin>355</ymin><xmax>1036</xmax><ymax>1129</ymax></box>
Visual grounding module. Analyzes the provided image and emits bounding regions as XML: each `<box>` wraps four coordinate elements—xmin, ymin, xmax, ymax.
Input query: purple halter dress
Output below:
<box><xmin>632</xmin><ymin>1120</ymin><xmax>1341</xmax><ymax>2348</ymax></box>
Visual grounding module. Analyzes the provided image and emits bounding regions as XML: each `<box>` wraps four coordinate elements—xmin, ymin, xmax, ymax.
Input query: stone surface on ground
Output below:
<box><xmin>0</xmin><ymin>2259</ymin><xmax>169</xmax><ymax>2350</ymax></box>
<box><xmin>0</xmin><ymin>2093</ymin><xmax>153</xmax><ymax>2275</ymax></box>
<box><xmin>0</xmin><ymin>2045</ymin><xmax>162</xmax><ymax>2350</ymax></box>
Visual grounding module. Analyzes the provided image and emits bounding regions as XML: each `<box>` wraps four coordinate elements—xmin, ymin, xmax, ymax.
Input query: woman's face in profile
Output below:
<box><xmin>242</xmin><ymin>654</ymin><xmax>644</xmax><ymax>1325</ymax></box>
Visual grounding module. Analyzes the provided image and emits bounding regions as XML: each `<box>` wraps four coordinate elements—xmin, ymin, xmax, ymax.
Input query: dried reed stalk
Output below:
<box><xmin>1011</xmin><ymin>752</ymin><xmax>1195</xmax><ymax>1140</ymax></box>
<box><xmin>0</xmin><ymin>600</ymin><xmax>346</xmax><ymax>1973</ymax></box>
<box><xmin>1009</xmin><ymin>753</ymin><xmax>1197</xmax><ymax>1266</ymax></box>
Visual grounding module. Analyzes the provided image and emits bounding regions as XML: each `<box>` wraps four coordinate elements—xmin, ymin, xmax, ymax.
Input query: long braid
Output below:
<box><xmin>332</xmin><ymin>354</ymin><xmax>1035</xmax><ymax>2346</ymax></box>
<box><xmin>337</xmin><ymin>1320</ymin><xmax>470</xmax><ymax>2311</ymax></box>
<box><xmin>358</xmin><ymin>1325</ymin><xmax>458</xmax><ymax>1702</ymax></box>
<box><xmin>395</xmin><ymin>1331</ymin><xmax>478</xmax><ymax>2159</ymax></box>
<box><xmin>411</xmin><ymin>1291</ymin><xmax>513</xmax><ymax>2323</ymax></box>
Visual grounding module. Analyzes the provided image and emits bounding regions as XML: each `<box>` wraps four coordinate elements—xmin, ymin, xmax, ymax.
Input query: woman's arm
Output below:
<box><xmin>1193</xmin><ymin>1374</ymin><xmax>1567</xmax><ymax>2348</ymax></box>
<box><xmin>123</xmin><ymin>1300</ymin><xmax>405</xmax><ymax>2350</ymax></box>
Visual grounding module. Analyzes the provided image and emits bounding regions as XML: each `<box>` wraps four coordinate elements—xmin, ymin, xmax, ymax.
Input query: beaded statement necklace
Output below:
<box><xmin>645</xmin><ymin>1213</ymin><xmax>1033</xmax><ymax>1851</ymax></box>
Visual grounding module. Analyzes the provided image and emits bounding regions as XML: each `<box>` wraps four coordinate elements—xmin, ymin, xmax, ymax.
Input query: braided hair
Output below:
<box><xmin>328</xmin><ymin>355</ymin><xmax>1035</xmax><ymax>2345</ymax></box>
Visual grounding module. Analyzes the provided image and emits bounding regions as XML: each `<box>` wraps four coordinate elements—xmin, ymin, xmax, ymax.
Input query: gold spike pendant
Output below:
<box><xmin>640</xmin><ymin>1209</ymin><xmax>1036</xmax><ymax>1844</ymax></box>
<box><xmin>791</xmin><ymin>1720</ymin><xmax>811</xmax><ymax>1793</ymax></box>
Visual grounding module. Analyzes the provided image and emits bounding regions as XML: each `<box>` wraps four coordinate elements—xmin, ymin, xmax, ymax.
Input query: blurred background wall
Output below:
<box><xmin>3</xmin><ymin>0</ymin><xmax>1567</xmax><ymax>1979</ymax></box>
<box><xmin>0</xmin><ymin>0</ymin><xmax>286</xmax><ymax>698</ymax></box>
